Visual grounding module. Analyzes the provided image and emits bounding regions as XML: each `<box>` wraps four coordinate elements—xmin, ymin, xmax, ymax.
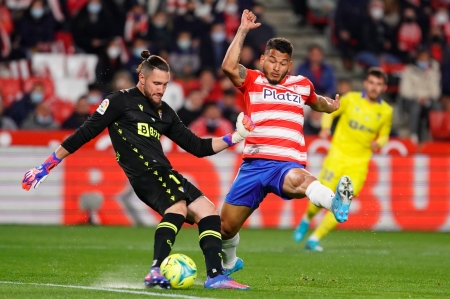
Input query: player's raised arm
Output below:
<box><xmin>222</xmin><ymin>9</ymin><xmax>261</xmax><ymax>86</ymax></box>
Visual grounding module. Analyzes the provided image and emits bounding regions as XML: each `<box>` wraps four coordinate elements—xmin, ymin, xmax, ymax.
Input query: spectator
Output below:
<box><xmin>383</xmin><ymin>0</ymin><xmax>401</xmax><ymax>29</ymax></box>
<box><xmin>176</xmin><ymin>88</ymin><xmax>204</xmax><ymax>127</ymax></box>
<box><xmin>399</xmin><ymin>49</ymin><xmax>441</xmax><ymax>143</ymax></box>
<box><xmin>239</xmin><ymin>45</ymin><xmax>257</xmax><ymax>70</ymax></box>
<box><xmin>0</xmin><ymin>0</ymin><xmax>13</xmax><ymax>60</ymax></box>
<box><xmin>356</xmin><ymin>0</ymin><xmax>400</xmax><ymax>68</ymax></box>
<box><xmin>428</xmin><ymin>25</ymin><xmax>446</xmax><ymax>63</ymax></box>
<box><xmin>219</xmin><ymin>88</ymin><xmax>240</xmax><ymax>128</ymax></box>
<box><xmin>162</xmin><ymin>70</ymin><xmax>185</xmax><ymax>112</ymax></box>
<box><xmin>172</xmin><ymin>0</ymin><xmax>206</xmax><ymax>39</ymax></box>
<box><xmin>110</xmin><ymin>70</ymin><xmax>134</xmax><ymax>92</ymax></box>
<box><xmin>337</xmin><ymin>78</ymin><xmax>352</xmax><ymax>95</ymax></box>
<box><xmin>21</xmin><ymin>101</ymin><xmax>59</xmax><ymax>130</ymax></box>
<box><xmin>18</xmin><ymin>0</ymin><xmax>55</xmax><ymax>54</ymax></box>
<box><xmin>72</xmin><ymin>0</ymin><xmax>115</xmax><ymax>54</ymax></box>
<box><xmin>215</xmin><ymin>0</ymin><xmax>240</xmax><ymax>42</ymax></box>
<box><xmin>189</xmin><ymin>102</ymin><xmax>232</xmax><ymax>137</ymax></box>
<box><xmin>123</xmin><ymin>4</ymin><xmax>148</xmax><ymax>42</ymax></box>
<box><xmin>396</xmin><ymin>8</ymin><xmax>422</xmax><ymax>62</ymax></box>
<box><xmin>430</xmin><ymin>5</ymin><xmax>450</xmax><ymax>43</ymax></box>
<box><xmin>334</xmin><ymin>0</ymin><xmax>370</xmax><ymax>70</ymax></box>
<box><xmin>86</xmin><ymin>84</ymin><xmax>104</xmax><ymax>113</ymax></box>
<box><xmin>61</xmin><ymin>95</ymin><xmax>90</xmax><ymax>129</ymax></box>
<box><xmin>6</xmin><ymin>82</ymin><xmax>44</xmax><ymax>127</ymax></box>
<box><xmin>197</xmin><ymin>68</ymin><xmax>222</xmax><ymax>103</ymax></box>
<box><xmin>303</xmin><ymin>107</ymin><xmax>322</xmax><ymax>136</ymax></box>
<box><xmin>95</xmin><ymin>37</ymin><xmax>127</xmax><ymax>87</ymax></box>
<box><xmin>148</xmin><ymin>11</ymin><xmax>173</xmax><ymax>54</ymax></box>
<box><xmin>296</xmin><ymin>44</ymin><xmax>336</xmax><ymax>96</ymax></box>
<box><xmin>125</xmin><ymin>36</ymin><xmax>151</xmax><ymax>83</ymax></box>
<box><xmin>0</xmin><ymin>99</ymin><xmax>17</xmax><ymax>130</ymax></box>
<box><xmin>245</xmin><ymin>2</ymin><xmax>275</xmax><ymax>55</ymax></box>
<box><xmin>169</xmin><ymin>31</ymin><xmax>201</xmax><ymax>78</ymax></box>
<box><xmin>199</xmin><ymin>22</ymin><xmax>229</xmax><ymax>75</ymax></box>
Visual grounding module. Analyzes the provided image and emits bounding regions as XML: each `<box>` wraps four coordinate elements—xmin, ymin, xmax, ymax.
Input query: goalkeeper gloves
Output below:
<box><xmin>22</xmin><ymin>152</ymin><xmax>62</xmax><ymax>191</ymax></box>
<box><xmin>222</xmin><ymin>112</ymin><xmax>255</xmax><ymax>147</ymax></box>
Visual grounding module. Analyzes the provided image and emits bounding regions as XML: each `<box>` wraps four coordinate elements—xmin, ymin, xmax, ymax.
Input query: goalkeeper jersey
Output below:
<box><xmin>321</xmin><ymin>91</ymin><xmax>393</xmax><ymax>160</ymax></box>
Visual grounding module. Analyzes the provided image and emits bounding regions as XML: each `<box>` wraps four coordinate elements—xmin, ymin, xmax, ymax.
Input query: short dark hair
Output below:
<box><xmin>307</xmin><ymin>43</ymin><xmax>323</xmax><ymax>53</ymax></box>
<box><xmin>265</xmin><ymin>38</ymin><xmax>293</xmax><ymax>57</ymax></box>
<box><xmin>136</xmin><ymin>50</ymin><xmax>170</xmax><ymax>73</ymax></box>
<box><xmin>366</xmin><ymin>67</ymin><xmax>387</xmax><ymax>84</ymax></box>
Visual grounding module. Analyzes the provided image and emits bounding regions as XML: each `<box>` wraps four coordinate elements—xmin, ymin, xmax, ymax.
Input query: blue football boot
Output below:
<box><xmin>331</xmin><ymin>175</ymin><xmax>354</xmax><ymax>223</ymax></box>
<box><xmin>305</xmin><ymin>239</ymin><xmax>324</xmax><ymax>252</ymax></box>
<box><xmin>143</xmin><ymin>267</ymin><xmax>171</xmax><ymax>289</ymax></box>
<box><xmin>222</xmin><ymin>257</ymin><xmax>244</xmax><ymax>276</ymax></box>
<box><xmin>293</xmin><ymin>219</ymin><xmax>310</xmax><ymax>242</ymax></box>
<box><xmin>204</xmin><ymin>274</ymin><xmax>250</xmax><ymax>290</ymax></box>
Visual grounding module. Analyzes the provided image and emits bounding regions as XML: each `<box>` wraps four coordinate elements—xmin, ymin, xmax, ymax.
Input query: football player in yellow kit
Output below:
<box><xmin>293</xmin><ymin>67</ymin><xmax>393</xmax><ymax>251</ymax></box>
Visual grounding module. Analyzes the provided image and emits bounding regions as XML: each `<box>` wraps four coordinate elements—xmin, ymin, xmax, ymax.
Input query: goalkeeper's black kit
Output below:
<box><xmin>60</xmin><ymin>87</ymin><xmax>215</xmax><ymax>214</ymax></box>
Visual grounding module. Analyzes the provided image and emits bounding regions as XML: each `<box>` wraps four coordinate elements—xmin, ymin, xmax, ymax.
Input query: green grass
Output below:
<box><xmin>0</xmin><ymin>226</ymin><xmax>449</xmax><ymax>299</ymax></box>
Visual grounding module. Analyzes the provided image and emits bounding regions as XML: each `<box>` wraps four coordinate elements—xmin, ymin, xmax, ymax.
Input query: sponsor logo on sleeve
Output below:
<box><xmin>96</xmin><ymin>99</ymin><xmax>109</xmax><ymax>115</ymax></box>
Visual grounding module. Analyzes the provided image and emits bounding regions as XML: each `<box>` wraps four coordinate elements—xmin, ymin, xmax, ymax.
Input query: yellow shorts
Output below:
<box><xmin>318</xmin><ymin>151</ymin><xmax>369</xmax><ymax>196</ymax></box>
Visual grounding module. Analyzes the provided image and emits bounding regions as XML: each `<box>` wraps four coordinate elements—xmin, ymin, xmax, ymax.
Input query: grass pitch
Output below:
<box><xmin>0</xmin><ymin>226</ymin><xmax>449</xmax><ymax>299</ymax></box>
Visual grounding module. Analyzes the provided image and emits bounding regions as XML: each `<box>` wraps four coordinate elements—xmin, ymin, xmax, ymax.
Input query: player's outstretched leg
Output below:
<box><xmin>144</xmin><ymin>267</ymin><xmax>171</xmax><ymax>289</ymax></box>
<box><xmin>330</xmin><ymin>175</ymin><xmax>354</xmax><ymax>223</ymax></box>
<box><xmin>204</xmin><ymin>274</ymin><xmax>250</xmax><ymax>290</ymax></box>
<box><xmin>222</xmin><ymin>233</ymin><xmax>244</xmax><ymax>276</ymax></box>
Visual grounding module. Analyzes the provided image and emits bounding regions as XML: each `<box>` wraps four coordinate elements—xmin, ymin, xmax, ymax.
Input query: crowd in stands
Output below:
<box><xmin>0</xmin><ymin>0</ymin><xmax>272</xmax><ymax>136</ymax></box>
<box><xmin>0</xmin><ymin>0</ymin><xmax>449</xmax><ymax>144</ymax></box>
<box><xmin>292</xmin><ymin>0</ymin><xmax>450</xmax><ymax>143</ymax></box>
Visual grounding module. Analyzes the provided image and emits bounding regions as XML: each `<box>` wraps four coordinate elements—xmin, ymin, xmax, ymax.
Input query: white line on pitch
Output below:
<box><xmin>0</xmin><ymin>281</ymin><xmax>217</xmax><ymax>299</ymax></box>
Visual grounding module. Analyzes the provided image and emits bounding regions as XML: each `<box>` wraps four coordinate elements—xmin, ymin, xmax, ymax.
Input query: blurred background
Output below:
<box><xmin>0</xmin><ymin>0</ymin><xmax>449</xmax><ymax>230</ymax></box>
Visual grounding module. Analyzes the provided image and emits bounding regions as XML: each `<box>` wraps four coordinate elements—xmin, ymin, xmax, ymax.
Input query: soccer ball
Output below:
<box><xmin>160</xmin><ymin>253</ymin><xmax>197</xmax><ymax>289</ymax></box>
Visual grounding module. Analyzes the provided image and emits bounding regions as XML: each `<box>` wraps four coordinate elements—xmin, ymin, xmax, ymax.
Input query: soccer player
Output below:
<box><xmin>21</xmin><ymin>51</ymin><xmax>255</xmax><ymax>290</ymax></box>
<box><xmin>293</xmin><ymin>67</ymin><xmax>393</xmax><ymax>251</ymax></box>
<box><xmin>219</xmin><ymin>9</ymin><xmax>354</xmax><ymax>276</ymax></box>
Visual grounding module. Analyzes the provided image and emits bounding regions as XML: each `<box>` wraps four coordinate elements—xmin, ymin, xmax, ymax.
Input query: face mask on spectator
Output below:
<box><xmin>35</xmin><ymin>114</ymin><xmax>53</xmax><ymax>125</ymax></box>
<box><xmin>206</xmin><ymin>118</ymin><xmax>220</xmax><ymax>133</ymax></box>
<box><xmin>416</xmin><ymin>61</ymin><xmax>429</xmax><ymax>70</ymax></box>
<box><xmin>370</xmin><ymin>7</ymin><xmax>384</xmax><ymax>20</ymax></box>
<box><xmin>30</xmin><ymin>91</ymin><xmax>44</xmax><ymax>104</ymax></box>
<box><xmin>88</xmin><ymin>94</ymin><xmax>102</xmax><ymax>104</ymax></box>
<box><xmin>211</xmin><ymin>31</ymin><xmax>226</xmax><ymax>43</ymax></box>
<box><xmin>177</xmin><ymin>39</ymin><xmax>191</xmax><ymax>50</ymax></box>
<box><xmin>107</xmin><ymin>46</ymin><xmax>121</xmax><ymax>59</ymax></box>
<box><xmin>431</xmin><ymin>35</ymin><xmax>442</xmax><ymax>43</ymax></box>
<box><xmin>224</xmin><ymin>3</ymin><xmax>238</xmax><ymax>14</ymax></box>
<box><xmin>133</xmin><ymin>47</ymin><xmax>147</xmax><ymax>58</ymax></box>
<box><xmin>153</xmin><ymin>21</ymin><xmax>166</xmax><ymax>28</ymax></box>
<box><xmin>435</xmin><ymin>12</ymin><xmax>448</xmax><ymax>25</ymax></box>
<box><xmin>31</xmin><ymin>8</ymin><xmax>44</xmax><ymax>19</ymax></box>
<box><xmin>88</xmin><ymin>3</ymin><xmax>102</xmax><ymax>14</ymax></box>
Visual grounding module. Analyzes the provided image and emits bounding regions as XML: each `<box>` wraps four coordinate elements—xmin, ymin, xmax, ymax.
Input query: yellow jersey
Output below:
<box><xmin>321</xmin><ymin>91</ymin><xmax>393</xmax><ymax>160</ymax></box>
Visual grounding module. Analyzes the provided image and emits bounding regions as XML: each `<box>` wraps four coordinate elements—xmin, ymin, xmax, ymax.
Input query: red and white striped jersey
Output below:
<box><xmin>237</xmin><ymin>68</ymin><xmax>317</xmax><ymax>165</ymax></box>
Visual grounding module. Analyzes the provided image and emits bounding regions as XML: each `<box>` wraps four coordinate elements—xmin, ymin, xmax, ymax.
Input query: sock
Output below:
<box><xmin>198</xmin><ymin>215</ymin><xmax>223</xmax><ymax>278</ymax></box>
<box><xmin>222</xmin><ymin>233</ymin><xmax>239</xmax><ymax>269</ymax></box>
<box><xmin>305</xmin><ymin>201</ymin><xmax>322</xmax><ymax>222</ymax></box>
<box><xmin>305</xmin><ymin>180</ymin><xmax>334</xmax><ymax>211</ymax></box>
<box><xmin>310</xmin><ymin>211</ymin><xmax>339</xmax><ymax>241</ymax></box>
<box><xmin>152</xmin><ymin>213</ymin><xmax>185</xmax><ymax>268</ymax></box>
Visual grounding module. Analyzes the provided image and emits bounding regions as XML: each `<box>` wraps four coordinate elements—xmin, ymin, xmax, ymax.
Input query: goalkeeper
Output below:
<box><xmin>22</xmin><ymin>50</ymin><xmax>254</xmax><ymax>290</ymax></box>
<box><xmin>293</xmin><ymin>67</ymin><xmax>393</xmax><ymax>251</ymax></box>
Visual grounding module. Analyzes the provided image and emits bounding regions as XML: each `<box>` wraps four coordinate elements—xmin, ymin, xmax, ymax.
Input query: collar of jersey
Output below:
<box><xmin>361</xmin><ymin>91</ymin><xmax>381</xmax><ymax>104</ymax></box>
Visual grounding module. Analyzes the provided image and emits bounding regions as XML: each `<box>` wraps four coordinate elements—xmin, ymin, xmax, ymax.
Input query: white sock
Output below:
<box><xmin>305</xmin><ymin>180</ymin><xmax>334</xmax><ymax>211</ymax></box>
<box><xmin>222</xmin><ymin>233</ymin><xmax>239</xmax><ymax>269</ymax></box>
<box><xmin>309</xmin><ymin>234</ymin><xmax>320</xmax><ymax>242</ymax></box>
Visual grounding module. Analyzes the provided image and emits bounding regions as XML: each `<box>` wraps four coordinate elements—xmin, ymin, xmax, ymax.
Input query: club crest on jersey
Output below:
<box><xmin>263</xmin><ymin>88</ymin><xmax>300</xmax><ymax>103</ymax></box>
<box><xmin>158</xmin><ymin>109</ymin><xmax>163</xmax><ymax>119</ymax></box>
<box><xmin>96</xmin><ymin>99</ymin><xmax>109</xmax><ymax>115</ymax></box>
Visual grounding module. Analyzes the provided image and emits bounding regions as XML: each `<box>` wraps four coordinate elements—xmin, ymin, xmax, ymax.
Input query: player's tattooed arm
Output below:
<box><xmin>309</xmin><ymin>94</ymin><xmax>341</xmax><ymax>113</ymax></box>
<box><xmin>222</xmin><ymin>10</ymin><xmax>260</xmax><ymax>86</ymax></box>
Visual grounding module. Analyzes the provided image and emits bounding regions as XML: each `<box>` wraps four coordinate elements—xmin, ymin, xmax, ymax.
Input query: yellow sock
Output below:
<box><xmin>310</xmin><ymin>211</ymin><xmax>339</xmax><ymax>240</ymax></box>
<box><xmin>305</xmin><ymin>201</ymin><xmax>322</xmax><ymax>222</ymax></box>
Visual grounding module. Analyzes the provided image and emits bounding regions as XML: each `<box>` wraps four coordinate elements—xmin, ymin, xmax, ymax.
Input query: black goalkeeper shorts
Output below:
<box><xmin>130</xmin><ymin>167</ymin><xmax>204</xmax><ymax>217</ymax></box>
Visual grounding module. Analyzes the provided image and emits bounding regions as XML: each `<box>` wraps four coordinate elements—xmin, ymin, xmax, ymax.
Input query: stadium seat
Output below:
<box><xmin>48</xmin><ymin>98</ymin><xmax>75</xmax><ymax>125</ymax></box>
<box><xmin>54</xmin><ymin>31</ymin><xmax>75</xmax><ymax>54</ymax></box>
<box><xmin>429</xmin><ymin>111</ymin><xmax>450</xmax><ymax>141</ymax></box>
<box><xmin>0</xmin><ymin>78</ymin><xmax>22</xmax><ymax>107</ymax></box>
<box><xmin>22</xmin><ymin>77</ymin><xmax>55</xmax><ymax>100</ymax></box>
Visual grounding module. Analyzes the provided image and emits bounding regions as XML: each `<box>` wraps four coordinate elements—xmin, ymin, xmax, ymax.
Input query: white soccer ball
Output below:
<box><xmin>160</xmin><ymin>253</ymin><xmax>197</xmax><ymax>289</ymax></box>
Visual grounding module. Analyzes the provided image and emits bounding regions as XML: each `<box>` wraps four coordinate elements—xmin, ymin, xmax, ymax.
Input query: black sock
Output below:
<box><xmin>198</xmin><ymin>215</ymin><xmax>223</xmax><ymax>278</ymax></box>
<box><xmin>152</xmin><ymin>213</ymin><xmax>185</xmax><ymax>268</ymax></box>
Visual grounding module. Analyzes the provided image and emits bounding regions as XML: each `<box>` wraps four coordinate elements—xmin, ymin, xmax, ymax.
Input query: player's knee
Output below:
<box><xmin>220</xmin><ymin>220</ymin><xmax>237</xmax><ymax>239</ymax></box>
<box><xmin>290</xmin><ymin>172</ymin><xmax>317</xmax><ymax>194</ymax></box>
